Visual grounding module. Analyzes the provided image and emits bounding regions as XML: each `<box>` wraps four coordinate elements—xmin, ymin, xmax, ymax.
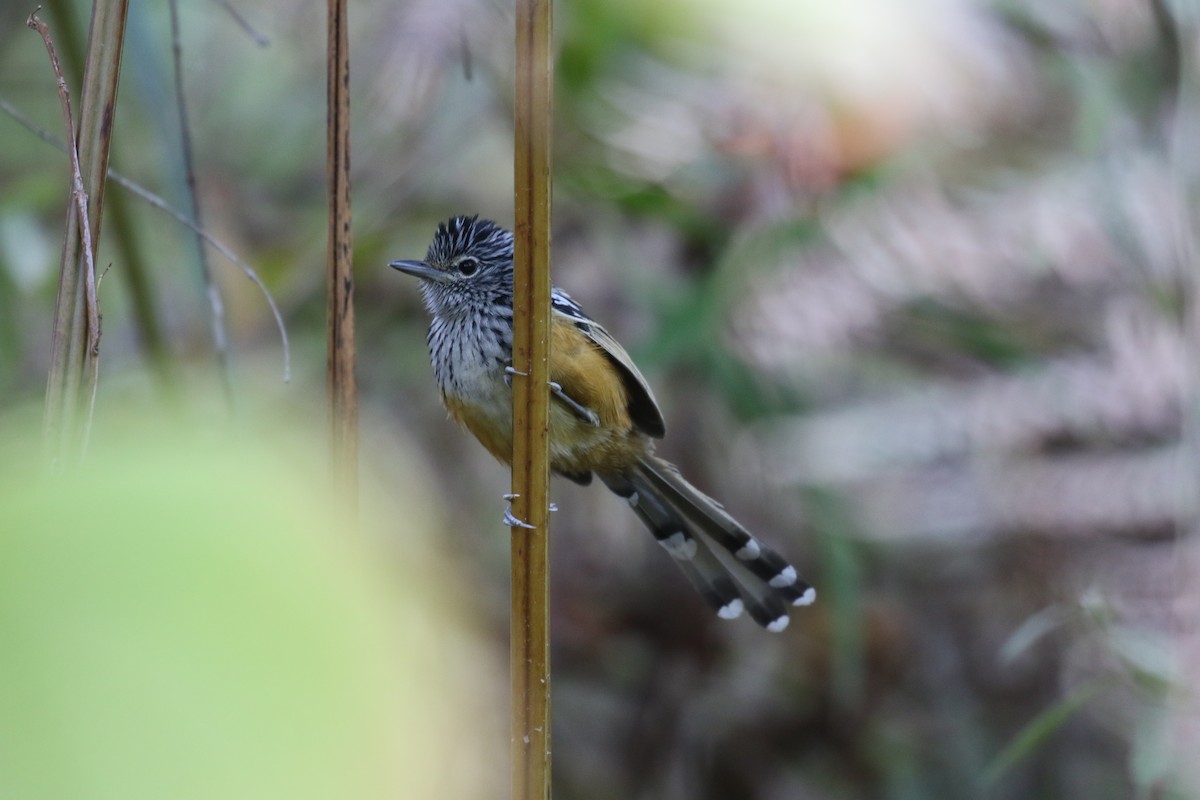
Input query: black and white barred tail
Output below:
<box><xmin>601</xmin><ymin>457</ymin><xmax>815</xmax><ymax>632</ymax></box>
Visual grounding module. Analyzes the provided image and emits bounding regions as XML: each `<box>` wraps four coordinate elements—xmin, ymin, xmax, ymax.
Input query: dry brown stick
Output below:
<box><xmin>0</xmin><ymin>96</ymin><xmax>292</xmax><ymax>382</ymax></box>
<box><xmin>27</xmin><ymin>10</ymin><xmax>99</xmax><ymax>359</ymax></box>
<box><xmin>29</xmin><ymin>6</ymin><xmax>103</xmax><ymax>463</ymax></box>
<box><xmin>326</xmin><ymin>0</ymin><xmax>357</xmax><ymax>513</ymax></box>
<box><xmin>511</xmin><ymin>0</ymin><xmax>554</xmax><ymax>794</ymax></box>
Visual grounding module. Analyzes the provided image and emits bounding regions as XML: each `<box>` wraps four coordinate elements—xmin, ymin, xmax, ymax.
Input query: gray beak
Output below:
<box><xmin>389</xmin><ymin>260</ymin><xmax>447</xmax><ymax>282</ymax></box>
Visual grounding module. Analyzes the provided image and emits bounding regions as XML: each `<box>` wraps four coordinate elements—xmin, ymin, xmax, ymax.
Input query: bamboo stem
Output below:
<box><xmin>326</xmin><ymin>0</ymin><xmax>358</xmax><ymax>515</ymax></box>
<box><xmin>511</xmin><ymin>0</ymin><xmax>554</xmax><ymax>794</ymax></box>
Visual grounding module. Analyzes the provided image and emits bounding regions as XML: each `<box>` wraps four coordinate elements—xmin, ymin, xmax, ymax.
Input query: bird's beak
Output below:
<box><xmin>389</xmin><ymin>260</ymin><xmax>448</xmax><ymax>282</ymax></box>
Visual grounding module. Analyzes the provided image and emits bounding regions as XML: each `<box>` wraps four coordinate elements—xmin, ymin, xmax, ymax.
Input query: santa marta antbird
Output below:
<box><xmin>390</xmin><ymin>215</ymin><xmax>815</xmax><ymax>631</ymax></box>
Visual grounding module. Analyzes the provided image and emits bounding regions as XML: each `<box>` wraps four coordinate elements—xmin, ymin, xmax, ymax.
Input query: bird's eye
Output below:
<box><xmin>458</xmin><ymin>258</ymin><xmax>479</xmax><ymax>276</ymax></box>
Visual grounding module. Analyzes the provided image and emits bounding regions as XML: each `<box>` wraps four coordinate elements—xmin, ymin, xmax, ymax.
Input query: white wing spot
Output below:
<box><xmin>626</xmin><ymin>492</ymin><xmax>639</xmax><ymax>508</ymax></box>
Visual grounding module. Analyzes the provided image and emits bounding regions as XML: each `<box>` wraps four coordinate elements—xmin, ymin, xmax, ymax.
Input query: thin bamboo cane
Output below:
<box><xmin>511</xmin><ymin>0</ymin><xmax>554</xmax><ymax>795</ymax></box>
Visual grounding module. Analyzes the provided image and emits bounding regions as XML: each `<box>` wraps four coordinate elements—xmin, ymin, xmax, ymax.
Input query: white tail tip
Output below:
<box><xmin>793</xmin><ymin>587</ymin><xmax>816</xmax><ymax>606</ymax></box>
<box><xmin>718</xmin><ymin>598</ymin><xmax>744</xmax><ymax>619</ymax></box>
<box><xmin>767</xmin><ymin>616</ymin><xmax>790</xmax><ymax>633</ymax></box>
<box><xmin>659</xmin><ymin>531</ymin><xmax>698</xmax><ymax>561</ymax></box>
<box><xmin>735</xmin><ymin>540</ymin><xmax>762</xmax><ymax>560</ymax></box>
<box><xmin>769</xmin><ymin>565</ymin><xmax>797</xmax><ymax>588</ymax></box>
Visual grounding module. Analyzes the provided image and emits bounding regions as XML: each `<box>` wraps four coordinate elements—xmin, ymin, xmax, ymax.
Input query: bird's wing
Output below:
<box><xmin>550</xmin><ymin>288</ymin><xmax>666</xmax><ymax>438</ymax></box>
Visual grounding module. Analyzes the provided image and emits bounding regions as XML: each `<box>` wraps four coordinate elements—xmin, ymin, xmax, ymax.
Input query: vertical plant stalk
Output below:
<box><xmin>326</xmin><ymin>0</ymin><xmax>358</xmax><ymax>514</ymax></box>
<box><xmin>46</xmin><ymin>0</ymin><xmax>174</xmax><ymax>398</ymax></box>
<box><xmin>169</xmin><ymin>0</ymin><xmax>232</xmax><ymax>405</ymax></box>
<box><xmin>512</xmin><ymin>0</ymin><xmax>553</xmax><ymax>794</ymax></box>
<box><xmin>36</xmin><ymin>0</ymin><xmax>128</xmax><ymax>469</ymax></box>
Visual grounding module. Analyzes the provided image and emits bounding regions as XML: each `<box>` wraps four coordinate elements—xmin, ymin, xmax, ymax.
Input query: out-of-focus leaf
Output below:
<box><xmin>804</xmin><ymin>487</ymin><xmax>865</xmax><ymax>710</ymax></box>
<box><xmin>894</xmin><ymin>299</ymin><xmax>1038</xmax><ymax>368</ymax></box>
<box><xmin>1107</xmin><ymin>626</ymin><xmax>1178</xmax><ymax>691</ymax></box>
<box><xmin>558</xmin><ymin>0</ymin><xmax>701</xmax><ymax>91</ymax></box>
<box><xmin>1130</xmin><ymin>703</ymin><xmax>1174</xmax><ymax>797</ymax></box>
<box><xmin>999</xmin><ymin>604</ymin><xmax>1071</xmax><ymax>664</ymax></box>
<box><xmin>983</xmin><ymin>679</ymin><xmax>1104</xmax><ymax>787</ymax></box>
<box><xmin>0</xmin><ymin>413</ymin><xmax>496</xmax><ymax>800</ymax></box>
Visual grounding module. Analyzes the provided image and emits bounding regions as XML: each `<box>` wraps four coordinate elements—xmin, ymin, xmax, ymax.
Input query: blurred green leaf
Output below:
<box><xmin>1130</xmin><ymin>703</ymin><xmax>1175</xmax><ymax>798</ymax></box>
<box><xmin>896</xmin><ymin>299</ymin><xmax>1037</xmax><ymax>368</ymax></box>
<box><xmin>803</xmin><ymin>487</ymin><xmax>865</xmax><ymax>711</ymax></box>
<box><xmin>1107</xmin><ymin>626</ymin><xmax>1177</xmax><ymax>692</ymax></box>
<box><xmin>983</xmin><ymin>678</ymin><xmax>1104</xmax><ymax>787</ymax></box>
<box><xmin>0</xmin><ymin>416</ymin><xmax>491</xmax><ymax>800</ymax></box>
<box><xmin>999</xmin><ymin>604</ymin><xmax>1071</xmax><ymax>664</ymax></box>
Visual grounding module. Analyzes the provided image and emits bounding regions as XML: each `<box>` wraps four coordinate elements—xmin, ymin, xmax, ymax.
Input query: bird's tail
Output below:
<box><xmin>601</xmin><ymin>456</ymin><xmax>815</xmax><ymax>632</ymax></box>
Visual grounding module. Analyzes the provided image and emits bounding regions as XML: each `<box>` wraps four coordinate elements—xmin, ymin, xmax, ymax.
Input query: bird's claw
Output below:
<box><xmin>504</xmin><ymin>369</ymin><xmax>600</xmax><ymax>427</ymax></box>
<box><xmin>503</xmin><ymin>493</ymin><xmax>556</xmax><ymax>527</ymax></box>
<box><xmin>549</xmin><ymin>381</ymin><xmax>601</xmax><ymax>427</ymax></box>
<box><xmin>504</xmin><ymin>507</ymin><xmax>537</xmax><ymax>529</ymax></box>
<box><xmin>503</xmin><ymin>365</ymin><xmax>526</xmax><ymax>388</ymax></box>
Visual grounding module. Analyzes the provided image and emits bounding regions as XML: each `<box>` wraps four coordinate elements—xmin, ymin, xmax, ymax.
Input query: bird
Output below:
<box><xmin>390</xmin><ymin>215</ymin><xmax>815</xmax><ymax>631</ymax></box>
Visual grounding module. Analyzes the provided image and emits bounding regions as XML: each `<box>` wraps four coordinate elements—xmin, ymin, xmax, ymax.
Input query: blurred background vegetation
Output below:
<box><xmin>2</xmin><ymin>0</ymin><xmax>1199</xmax><ymax>797</ymax></box>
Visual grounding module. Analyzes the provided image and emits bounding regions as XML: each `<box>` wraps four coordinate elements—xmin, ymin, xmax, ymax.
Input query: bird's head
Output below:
<box><xmin>390</xmin><ymin>215</ymin><xmax>514</xmax><ymax>318</ymax></box>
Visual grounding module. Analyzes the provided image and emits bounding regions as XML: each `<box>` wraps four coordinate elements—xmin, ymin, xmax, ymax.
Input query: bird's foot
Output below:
<box><xmin>548</xmin><ymin>381</ymin><xmax>601</xmax><ymax>427</ymax></box>
<box><xmin>503</xmin><ymin>365</ymin><xmax>526</xmax><ymax>388</ymax></box>
<box><xmin>503</xmin><ymin>507</ymin><xmax>536</xmax><ymax>529</ymax></box>
<box><xmin>503</xmin><ymin>367</ymin><xmax>600</xmax><ymax>427</ymax></box>
<box><xmin>502</xmin><ymin>493</ymin><xmax>556</xmax><ymax>528</ymax></box>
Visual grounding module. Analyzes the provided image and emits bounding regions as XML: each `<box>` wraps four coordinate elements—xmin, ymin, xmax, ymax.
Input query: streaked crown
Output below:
<box><xmin>426</xmin><ymin>215</ymin><xmax>514</xmax><ymax>274</ymax></box>
<box><xmin>393</xmin><ymin>215</ymin><xmax>515</xmax><ymax>321</ymax></box>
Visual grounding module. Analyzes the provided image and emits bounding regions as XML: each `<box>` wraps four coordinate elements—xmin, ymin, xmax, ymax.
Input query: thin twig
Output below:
<box><xmin>459</xmin><ymin>24</ymin><xmax>473</xmax><ymax>81</ymax></box>
<box><xmin>0</xmin><ymin>95</ymin><xmax>292</xmax><ymax>382</ymax></box>
<box><xmin>211</xmin><ymin>0</ymin><xmax>270</xmax><ymax>47</ymax></box>
<box><xmin>169</xmin><ymin>0</ymin><xmax>234</xmax><ymax>403</ymax></box>
<box><xmin>28</xmin><ymin>7</ymin><xmax>101</xmax><ymax>452</ymax></box>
